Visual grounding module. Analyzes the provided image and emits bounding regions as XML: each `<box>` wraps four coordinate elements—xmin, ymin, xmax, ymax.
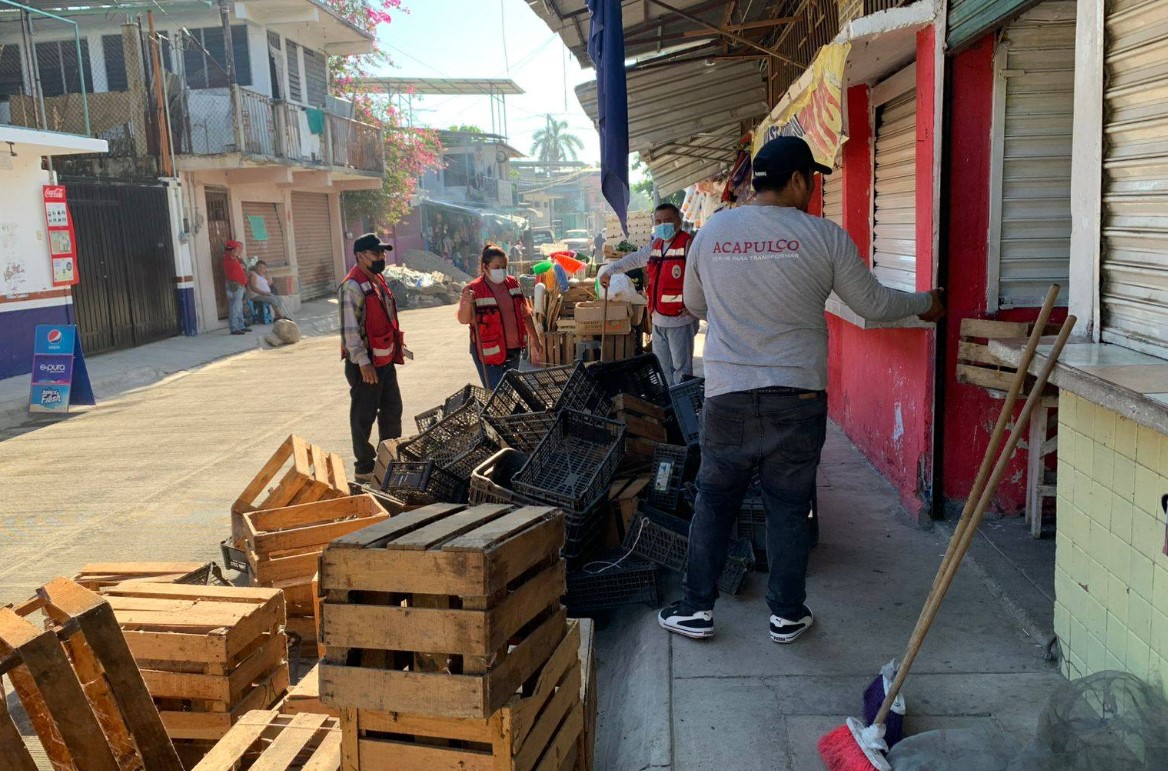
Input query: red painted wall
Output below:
<box><xmin>940</xmin><ymin>34</ymin><xmax>1067</xmax><ymax>516</ymax></box>
<box><xmin>826</xmin><ymin>34</ymin><xmax>938</xmax><ymax>521</ymax></box>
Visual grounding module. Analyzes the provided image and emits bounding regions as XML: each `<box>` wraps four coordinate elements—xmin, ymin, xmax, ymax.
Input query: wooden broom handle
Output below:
<box><xmin>600</xmin><ymin>284</ymin><xmax>610</xmax><ymax>363</ymax></box>
<box><xmin>875</xmin><ymin>315</ymin><xmax>1075</xmax><ymax>725</ymax></box>
<box><xmin>922</xmin><ymin>287</ymin><xmax>1060</xmax><ymax>616</ymax></box>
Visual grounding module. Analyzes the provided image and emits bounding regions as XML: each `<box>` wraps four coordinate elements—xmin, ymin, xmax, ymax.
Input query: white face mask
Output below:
<box><xmin>489</xmin><ymin>268</ymin><xmax>507</xmax><ymax>283</ymax></box>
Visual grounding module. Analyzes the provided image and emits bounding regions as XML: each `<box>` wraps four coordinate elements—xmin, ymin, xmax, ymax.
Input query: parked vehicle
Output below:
<box><xmin>563</xmin><ymin>229</ymin><xmax>592</xmax><ymax>257</ymax></box>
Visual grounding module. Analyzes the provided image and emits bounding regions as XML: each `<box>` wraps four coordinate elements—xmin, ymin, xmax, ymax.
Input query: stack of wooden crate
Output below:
<box><xmin>316</xmin><ymin>502</ymin><xmax>589</xmax><ymax>769</ymax></box>
<box><xmin>241</xmin><ymin>494</ymin><xmax>390</xmax><ymax>658</ymax></box>
<box><xmin>191</xmin><ymin>708</ymin><xmax>341</xmax><ymax>770</ymax></box>
<box><xmin>101</xmin><ymin>582</ymin><xmax>290</xmax><ymax>763</ymax></box>
<box><xmin>614</xmin><ymin>393</ymin><xmax>669</xmax><ymax>459</ymax></box>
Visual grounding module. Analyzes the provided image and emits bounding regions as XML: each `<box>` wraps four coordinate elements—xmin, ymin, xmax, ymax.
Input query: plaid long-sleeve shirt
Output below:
<box><xmin>339</xmin><ymin>276</ymin><xmax>397</xmax><ymax>367</ymax></box>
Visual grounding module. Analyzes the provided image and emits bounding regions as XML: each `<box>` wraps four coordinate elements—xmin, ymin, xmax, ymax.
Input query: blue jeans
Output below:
<box><xmin>226</xmin><ymin>282</ymin><xmax>246</xmax><ymax>332</ymax></box>
<box><xmin>683</xmin><ymin>389</ymin><xmax>827</xmax><ymax>618</ymax></box>
<box><xmin>471</xmin><ymin>345</ymin><xmax>522</xmax><ymax>390</ymax></box>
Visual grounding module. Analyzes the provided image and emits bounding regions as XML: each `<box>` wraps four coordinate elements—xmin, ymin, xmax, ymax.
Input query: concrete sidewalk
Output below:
<box><xmin>593</xmin><ymin>421</ymin><xmax>1064</xmax><ymax>770</ymax></box>
<box><xmin>0</xmin><ymin>297</ymin><xmax>343</xmax><ymax>436</ymax></box>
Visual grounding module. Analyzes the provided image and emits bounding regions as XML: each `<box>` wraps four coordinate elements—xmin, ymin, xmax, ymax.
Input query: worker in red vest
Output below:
<box><xmin>599</xmin><ymin>203</ymin><xmax>699</xmax><ymax>385</ymax></box>
<box><xmin>223</xmin><ymin>240</ymin><xmax>251</xmax><ymax>335</ymax></box>
<box><xmin>339</xmin><ymin>234</ymin><xmax>404</xmax><ymax>484</ymax></box>
<box><xmin>457</xmin><ymin>243</ymin><xmax>543</xmax><ymax>389</ymax></box>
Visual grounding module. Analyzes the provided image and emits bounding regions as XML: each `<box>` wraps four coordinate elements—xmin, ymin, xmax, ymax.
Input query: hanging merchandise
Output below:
<box><xmin>723</xmin><ymin>146</ymin><xmax>752</xmax><ymax>204</ymax></box>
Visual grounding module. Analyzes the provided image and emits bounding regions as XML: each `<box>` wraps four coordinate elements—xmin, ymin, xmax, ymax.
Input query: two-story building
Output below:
<box><xmin>0</xmin><ymin>0</ymin><xmax>385</xmax><ymax>357</ymax></box>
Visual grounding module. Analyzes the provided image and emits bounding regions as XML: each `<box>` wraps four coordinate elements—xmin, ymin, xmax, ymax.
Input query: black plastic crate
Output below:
<box><xmin>647</xmin><ymin>444</ymin><xmax>689</xmax><ymax>512</ymax></box>
<box><xmin>398</xmin><ymin>401</ymin><xmax>485</xmax><ymax>464</ymax></box>
<box><xmin>439</xmin><ymin>434</ymin><xmax>502</xmax><ymax>481</ymax></box>
<box><xmin>623</xmin><ymin>506</ymin><xmax>754</xmax><ymax>595</ymax></box>
<box><xmin>588</xmin><ymin>354</ymin><xmax>672</xmax><ymax>408</ymax></box>
<box><xmin>380</xmin><ymin>461</ymin><xmax>469</xmax><ymax>505</ymax></box>
<box><xmin>737</xmin><ymin>486</ymin><xmax>819</xmax><ymax>559</ymax></box>
<box><xmin>512</xmin><ymin>410</ymin><xmax>626</xmax><ymax>513</ymax></box>
<box><xmin>566</xmin><ymin>553</ymin><xmax>660</xmax><ymax>617</ymax></box>
<box><xmin>554</xmin><ymin>361</ymin><xmax>612</xmax><ymax>416</ymax></box>
<box><xmin>481</xmin><ymin>365</ymin><xmax>574</xmax><ymax>419</ymax></box>
<box><xmin>414</xmin><ymin>404</ymin><xmax>446</xmax><ymax>434</ymax></box>
<box><xmin>484</xmin><ymin>410</ymin><xmax>558</xmax><ymax>454</ymax></box>
<box><xmin>469</xmin><ymin>448</ymin><xmax>536</xmax><ymax>505</ymax></box>
<box><xmin>562</xmin><ymin>502</ymin><xmax>607</xmax><ymax>562</ymax></box>
<box><xmin>669</xmin><ymin>377</ymin><xmax>705</xmax><ymax>447</ymax></box>
<box><xmin>414</xmin><ymin>384</ymin><xmax>488</xmax><ymax>433</ymax></box>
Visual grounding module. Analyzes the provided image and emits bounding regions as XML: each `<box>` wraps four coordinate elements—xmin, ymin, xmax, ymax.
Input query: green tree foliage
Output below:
<box><xmin>531</xmin><ymin>116</ymin><xmax>584</xmax><ymax>170</ymax></box>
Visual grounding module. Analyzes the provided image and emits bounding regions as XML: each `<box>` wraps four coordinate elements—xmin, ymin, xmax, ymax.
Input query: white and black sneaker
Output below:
<box><xmin>657</xmin><ymin>602</ymin><xmax>714</xmax><ymax>639</ymax></box>
<box><xmin>769</xmin><ymin>607</ymin><xmax>814</xmax><ymax>644</ymax></box>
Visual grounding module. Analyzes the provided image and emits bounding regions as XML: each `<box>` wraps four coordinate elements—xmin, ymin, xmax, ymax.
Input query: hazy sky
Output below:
<box><xmin>377</xmin><ymin>1</ymin><xmax>601</xmax><ymax>164</ymax></box>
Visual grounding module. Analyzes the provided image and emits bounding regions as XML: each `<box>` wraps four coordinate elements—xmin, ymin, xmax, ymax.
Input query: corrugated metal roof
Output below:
<box><xmin>575</xmin><ymin>58</ymin><xmax>767</xmax><ymax>194</ymax></box>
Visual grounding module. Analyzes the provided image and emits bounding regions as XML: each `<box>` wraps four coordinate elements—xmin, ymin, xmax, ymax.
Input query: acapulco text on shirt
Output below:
<box><xmin>711</xmin><ymin>238</ymin><xmax>801</xmax><ymax>262</ymax></box>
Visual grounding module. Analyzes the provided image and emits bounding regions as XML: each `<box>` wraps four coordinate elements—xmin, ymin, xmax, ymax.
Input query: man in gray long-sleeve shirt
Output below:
<box><xmin>658</xmin><ymin>136</ymin><xmax>944</xmax><ymax>643</ymax></box>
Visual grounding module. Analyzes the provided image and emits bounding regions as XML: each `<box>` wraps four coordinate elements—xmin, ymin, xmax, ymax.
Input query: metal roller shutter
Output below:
<box><xmin>988</xmin><ymin>1</ymin><xmax>1075</xmax><ymax>309</ymax></box>
<box><xmin>292</xmin><ymin>192</ymin><xmax>335</xmax><ymax>300</ymax></box>
<box><xmin>822</xmin><ymin>171</ymin><xmax>843</xmax><ymax>227</ymax></box>
<box><xmin>872</xmin><ymin>70</ymin><xmax>917</xmax><ymax>293</ymax></box>
<box><xmin>242</xmin><ymin>202</ymin><xmax>288</xmax><ymax>269</ymax></box>
<box><xmin>1102</xmin><ymin>0</ymin><xmax>1168</xmax><ymax>357</ymax></box>
<box><xmin>947</xmin><ymin>0</ymin><xmax>1044</xmax><ymax>51</ymax></box>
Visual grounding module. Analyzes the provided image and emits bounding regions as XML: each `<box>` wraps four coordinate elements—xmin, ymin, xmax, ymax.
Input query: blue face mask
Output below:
<box><xmin>653</xmin><ymin>222</ymin><xmax>676</xmax><ymax>241</ymax></box>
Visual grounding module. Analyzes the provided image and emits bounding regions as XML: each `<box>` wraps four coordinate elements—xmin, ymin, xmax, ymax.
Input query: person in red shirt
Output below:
<box><xmin>222</xmin><ymin>240</ymin><xmax>251</xmax><ymax>335</ymax></box>
<box><xmin>457</xmin><ymin>243</ymin><xmax>543</xmax><ymax>388</ymax></box>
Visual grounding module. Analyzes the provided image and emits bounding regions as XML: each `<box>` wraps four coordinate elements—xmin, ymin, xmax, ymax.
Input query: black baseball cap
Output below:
<box><xmin>353</xmin><ymin>233</ymin><xmax>393</xmax><ymax>254</ymax></box>
<box><xmin>752</xmin><ymin>136</ymin><xmax>832</xmax><ymax>189</ymax></box>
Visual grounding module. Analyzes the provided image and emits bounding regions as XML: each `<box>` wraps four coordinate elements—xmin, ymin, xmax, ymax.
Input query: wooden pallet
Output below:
<box><xmin>192</xmin><ymin>709</ymin><xmax>340</xmax><ymax>770</ymax></box>
<box><xmin>339</xmin><ymin>621</ymin><xmax>583</xmax><ymax>771</ymax></box>
<box><xmin>319</xmin><ymin>503</ymin><xmax>567</xmax><ymax>719</ymax></box>
<box><xmin>73</xmin><ymin>562</ymin><xmax>218</xmax><ymax>591</ymax></box>
<box><xmin>956</xmin><ymin>318</ymin><xmax>1059</xmax><ymax>394</ymax></box>
<box><xmin>577</xmin><ymin>619</ymin><xmax>596</xmax><ymax>771</ymax></box>
<box><xmin>3</xmin><ymin>577</ymin><xmax>183</xmax><ymax>770</ymax></box>
<box><xmin>101</xmin><ymin>583</ymin><xmax>289</xmax><ymax>743</ymax></box>
<box><xmin>232</xmin><ymin>435</ymin><xmax>349</xmax><ymax>544</ymax></box>
<box><xmin>280</xmin><ymin>662</ymin><xmax>337</xmax><ymax>717</ymax></box>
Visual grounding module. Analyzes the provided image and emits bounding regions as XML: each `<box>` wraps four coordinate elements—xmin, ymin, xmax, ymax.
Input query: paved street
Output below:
<box><xmin>0</xmin><ymin>305</ymin><xmax>1065</xmax><ymax>769</ymax></box>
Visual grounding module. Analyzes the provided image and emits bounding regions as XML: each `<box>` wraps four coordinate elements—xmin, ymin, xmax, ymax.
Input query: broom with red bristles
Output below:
<box><xmin>859</xmin><ymin>285</ymin><xmax>1062</xmax><ymax>750</ymax></box>
<box><xmin>819</xmin><ymin>311</ymin><xmax>1075</xmax><ymax>771</ymax></box>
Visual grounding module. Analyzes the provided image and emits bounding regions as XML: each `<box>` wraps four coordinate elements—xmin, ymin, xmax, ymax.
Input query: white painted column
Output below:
<box><xmin>1069</xmin><ymin>0</ymin><xmax>1105</xmax><ymax>339</ymax></box>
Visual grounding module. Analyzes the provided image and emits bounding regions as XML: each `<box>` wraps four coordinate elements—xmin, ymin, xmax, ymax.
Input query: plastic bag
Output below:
<box><xmin>887</xmin><ymin>726</ymin><xmax>1015</xmax><ymax>771</ymax></box>
<box><xmin>595</xmin><ymin>265</ymin><xmax>640</xmax><ymax>303</ymax></box>
<box><xmin>1007</xmin><ymin>671</ymin><xmax>1168</xmax><ymax>771</ymax></box>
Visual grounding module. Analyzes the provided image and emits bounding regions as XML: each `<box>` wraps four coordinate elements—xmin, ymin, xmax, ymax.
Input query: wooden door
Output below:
<box><xmin>205</xmin><ymin>188</ymin><xmax>231</xmax><ymax>320</ymax></box>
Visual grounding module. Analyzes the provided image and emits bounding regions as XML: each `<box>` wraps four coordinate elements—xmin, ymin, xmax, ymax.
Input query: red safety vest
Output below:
<box><xmin>468</xmin><ymin>275</ymin><xmax>527</xmax><ymax>366</ymax></box>
<box><xmin>645</xmin><ymin>230</ymin><xmax>692</xmax><ymax>317</ymax></box>
<box><xmin>340</xmin><ymin>266</ymin><xmax>403</xmax><ymax>367</ymax></box>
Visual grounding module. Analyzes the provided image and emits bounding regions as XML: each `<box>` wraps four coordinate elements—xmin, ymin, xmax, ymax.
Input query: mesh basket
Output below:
<box><xmin>380</xmin><ymin>461</ymin><xmax>469</xmax><ymax>505</ymax></box>
<box><xmin>484</xmin><ymin>410</ymin><xmax>558</xmax><ymax>454</ymax></box>
<box><xmin>554</xmin><ymin>361</ymin><xmax>612</xmax><ymax>416</ymax></box>
<box><xmin>398</xmin><ymin>401</ymin><xmax>485</xmax><ymax>464</ymax></box>
<box><xmin>588</xmin><ymin>354</ymin><xmax>672</xmax><ymax>408</ymax></box>
<box><xmin>512</xmin><ymin>410</ymin><xmax>626</xmax><ymax>513</ymax></box>
<box><xmin>468</xmin><ymin>448</ymin><xmax>535</xmax><ymax>505</ymax></box>
<box><xmin>623</xmin><ymin>506</ymin><xmax>754</xmax><ymax>595</ymax></box>
<box><xmin>562</xmin><ymin>503</ymin><xmax>607</xmax><ymax>563</ymax></box>
<box><xmin>669</xmin><ymin>378</ymin><xmax>705</xmax><ymax>447</ymax></box>
<box><xmin>414</xmin><ymin>404</ymin><xmax>446</xmax><ymax>434</ymax></box>
<box><xmin>646</xmin><ymin>444</ymin><xmax>689</xmax><ymax>512</ymax></box>
<box><xmin>439</xmin><ymin>435</ymin><xmax>503</xmax><ymax>481</ymax></box>
<box><xmin>482</xmin><ymin>365</ymin><xmax>574</xmax><ymax>419</ymax></box>
<box><xmin>566</xmin><ymin>554</ymin><xmax>660</xmax><ymax>617</ymax></box>
<box><xmin>737</xmin><ymin>487</ymin><xmax>819</xmax><ymax>560</ymax></box>
<box><xmin>718</xmin><ymin>537</ymin><xmax>755</xmax><ymax>595</ymax></box>
<box><xmin>415</xmin><ymin>384</ymin><xmax>489</xmax><ymax>433</ymax></box>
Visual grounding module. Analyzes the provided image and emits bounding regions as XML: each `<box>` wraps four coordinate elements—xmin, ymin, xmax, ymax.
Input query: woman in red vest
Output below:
<box><xmin>457</xmin><ymin>243</ymin><xmax>543</xmax><ymax>389</ymax></box>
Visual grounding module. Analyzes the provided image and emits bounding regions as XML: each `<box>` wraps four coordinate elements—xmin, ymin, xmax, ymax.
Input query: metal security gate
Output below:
<box><xmin>872</xmin><ymin>66</ymin><xmax>918</xmax><ymax>293</ymax></box>
<box><xmin>67</xmin><ymin>180</ymin><xmax>180</xmax><ymax>356</ymax></box>
<box><xmin>986</xmin><ymin>1</ymin><xmax>1075</xmax><ymax>310</ymax></box>
<box><xmin>1101</xmin><ymin>0</ymin><xmax>1168</xmax><ymax>358</ymax></box>
<box><xmin>242</xmin><ymin>202</ymin><xmax>289</xmax><ymax>268</ymax></box>
<box><xmin>206</xmin><ymin>188</ymin><xmax>232</xmax><ymax>320</ymax></box>
<box><xmin>291</xmin><ymin>192</ymin><xmax>335</xmax><ymax>300</ymax></box>
<box><xmin>822</xmin><ymin>170</ymin><xmax>844</xmax><ymax>227</ymax></box>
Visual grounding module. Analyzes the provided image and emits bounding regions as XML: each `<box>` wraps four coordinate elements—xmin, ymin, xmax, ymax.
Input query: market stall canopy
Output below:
<box><xmin>353</xmin><ymin>78</ymin><xmax>524</xmax><ymax>96</ymax></box>
<box><xmin>576</xmin><ymin>59</ymin><xmax>767</xmax><ymax>195</ymax></box>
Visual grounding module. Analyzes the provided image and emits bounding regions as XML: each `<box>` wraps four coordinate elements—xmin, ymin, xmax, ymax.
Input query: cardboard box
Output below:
<box><xmin>574</xmin><ymin>301</ymin><xmax>632</xmax><ymax>335</ymax></box>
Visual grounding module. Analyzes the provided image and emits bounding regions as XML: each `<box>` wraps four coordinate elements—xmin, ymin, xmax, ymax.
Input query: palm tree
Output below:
<box><xmin>531</xmin><ymin>115</ymin><xmax>584</xmax><ymax>174</ymax></box>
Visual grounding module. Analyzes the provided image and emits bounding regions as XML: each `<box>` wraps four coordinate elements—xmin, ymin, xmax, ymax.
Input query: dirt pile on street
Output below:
<box><xmin>401</xmin><ymin>250</ymin><xmax>474</xmax><ymax>283</ymax></box>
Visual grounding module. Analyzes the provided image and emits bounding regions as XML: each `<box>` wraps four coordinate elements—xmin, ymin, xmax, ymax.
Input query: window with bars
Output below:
<box><xmin>0</xmin><ymin>43</ymin><xmax>23</xmax><ymax>99</ymax></box>
<box><xmin>34</xmin><ymin>39</ymin><xmax>93</xmax><ymax>97</ymax></box>
<box><xmin>180</xmin><ymin>25</ymin><xmax>251</xmax><ymax>89</ymax></box>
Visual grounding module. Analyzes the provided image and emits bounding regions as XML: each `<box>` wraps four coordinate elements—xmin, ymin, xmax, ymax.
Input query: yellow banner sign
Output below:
<box><xmin>752</xmin><ymin>43</ymin><xmax>851</xmax><ymax>168</ymax></box>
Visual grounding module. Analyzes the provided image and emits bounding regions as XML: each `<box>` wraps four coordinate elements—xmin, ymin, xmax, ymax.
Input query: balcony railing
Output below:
<box><xmin>181</xmin><ymin>86</ymin><xmax>384</xmax><ymax>175</ymax></box>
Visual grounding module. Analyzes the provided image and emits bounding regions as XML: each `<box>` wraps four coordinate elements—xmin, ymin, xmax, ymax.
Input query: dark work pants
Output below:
<box><xmin>683</xmin><ymin>390</ymin><xmax>827</xmax><ymax>618</ymax></box>
<box><xmin>345</xmin><ymin>361</ymin><xmax>403</xmax><ymax>474</ymax></box>
<box><xmin>470</xmin><ymin>344</ymin><xmax>523</xmax><ymax>390</ymax></box>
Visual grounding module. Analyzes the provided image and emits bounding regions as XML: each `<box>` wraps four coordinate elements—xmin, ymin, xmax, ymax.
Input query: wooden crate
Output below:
<box><xmin>3</xmin><ymin>577</ymin><xmax>183</xmax><ymax>770</ymax></box>
<box><xmin>318</xmin><ymin>503</ymin><xmax>567</xmax><ymax>719</ymax></box>
<box><xmin>373</xmin><ymin>438</ymin><xmax>410</xmax><ymax>488</ymax></box>
<box><xmin>603</xmin><ymin>476</ymin><xmax>650</xmax><ymax>548</ymax></box>
<box><xmin>73</xmin><ymin>562</ymin><xmax>217</xmax><ymax>591</ymax></box>
<box><xmin>577</xmin><ymin>619</ymin><xmax>596</xmax><ymax>771</ymax></box>
<box><xmin>340</xmin><ymin>621</ymin><xmax>583</xmax><ymax>771</ymax></box>
<box><xmin>192</xmin><ymin>709</ymin><xmax>340</xmax><ymax>770</ymax></box>
<box><xmin>956</xmin><ymin>318</ymin><xmax>1058</xmax><ymax>394</ymax></box>
<box><xmin>280</xmin><ymin>662</ymin><xmax>337</xmax><ymax>717</ymax></box>
<box><xmin>102</xmin><ymin>583</ymin><xmax>290</xmax><ymax>742</ymax></box>
<box><xmin>614</xmin><ymin>394</ymin><xmax>669</xmax><ymax>442</ymax></box>
<box><xmin>287</xmin><ymin>614</ymin><xmax>323</xmax><ymax>662</ymax></box>
<box><xmin>232</xmin><ymin>435</ymin><xmax>348</xmax><ymax>544</ymax></box>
